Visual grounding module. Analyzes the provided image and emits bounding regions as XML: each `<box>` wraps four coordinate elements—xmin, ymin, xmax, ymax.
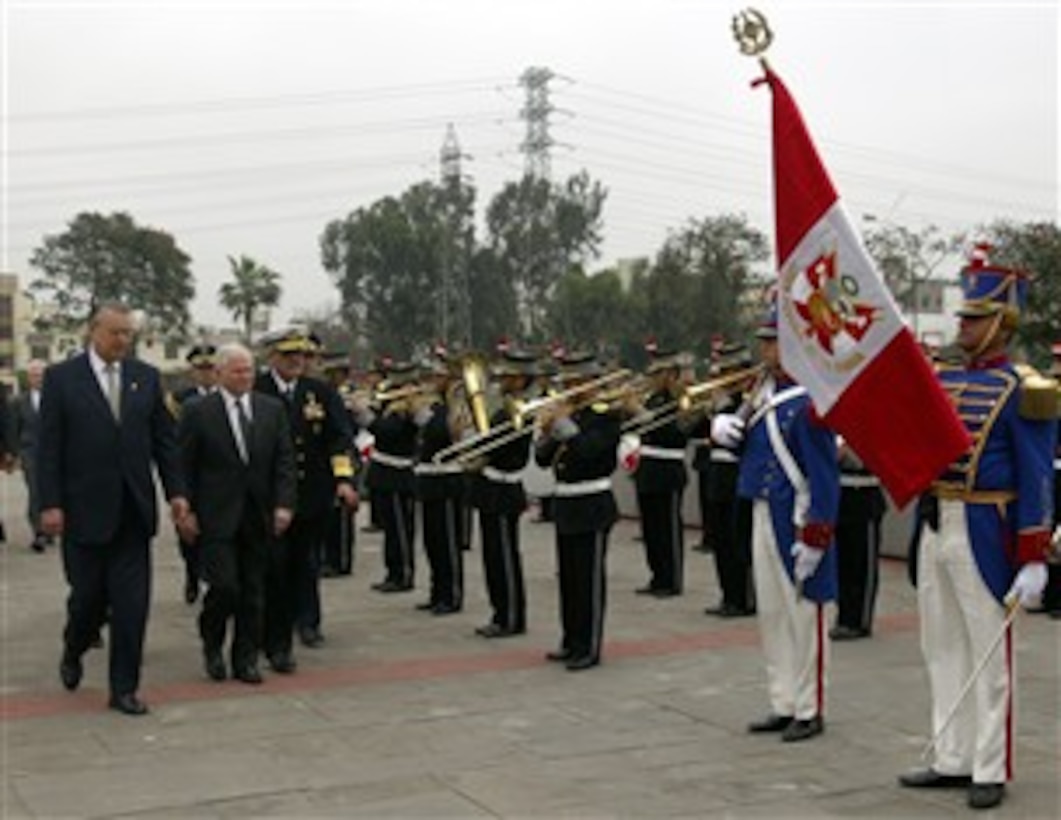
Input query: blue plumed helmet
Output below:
<box><xmin>957</xmin><ymin>242</ymin><xmax>1029</xmax><ymax>324</ymax></box>
<box><xmin>755</xmin><ymin>292</ymin><xmax>779</xmax><ymax>340</ymax></box>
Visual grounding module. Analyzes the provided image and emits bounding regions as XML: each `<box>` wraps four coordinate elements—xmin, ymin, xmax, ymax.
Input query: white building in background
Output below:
<box><xmin>0</xmin><ymin>271</ymin><xmax>249</xmax><ymax>390</ymax></box>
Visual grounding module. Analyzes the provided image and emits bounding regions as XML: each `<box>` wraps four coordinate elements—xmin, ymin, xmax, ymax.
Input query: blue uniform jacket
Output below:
<box><xmin>936</xmin><ymin>361</ymin><xmax>1056</xmax><ymax>603</ymax></box>
<box><xmin>736</xmin><ymin>380</ymin><xmax>839</xmax><ymax>602</ymax></box>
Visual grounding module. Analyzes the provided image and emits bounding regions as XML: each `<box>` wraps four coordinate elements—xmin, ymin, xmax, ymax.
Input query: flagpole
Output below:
<box><xmin>731</xmin><ymin>7</ymin><xmax>774</xmax><ymax>73</ymax></box>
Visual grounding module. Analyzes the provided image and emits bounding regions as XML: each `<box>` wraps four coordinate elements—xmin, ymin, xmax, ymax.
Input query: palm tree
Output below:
<box><xmin>219</xmin><ymin>254</ymin><xmax>282</xmax><ymax>341</ymax></box>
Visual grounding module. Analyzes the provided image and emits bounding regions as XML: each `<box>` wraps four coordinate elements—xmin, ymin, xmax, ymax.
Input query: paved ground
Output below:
<box><xmin>1</xmin><ymin>474</ymin><xmax>1058</xmax><ymax>818</ymax></box>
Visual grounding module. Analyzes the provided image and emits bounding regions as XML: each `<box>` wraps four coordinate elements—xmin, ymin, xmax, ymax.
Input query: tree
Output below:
<box><xmin>546</xmin><ymin>267</ymin><xmax>632</xmax><ymax>355</ymax></box>
<box><xmin>484</xmin><ymin>171</ymin><xmax>606</xmax><ymax>340</ymax></box>
<box><xmin>861</xmin><ymin>221</ymin><xmax>965</xmax><ymax>336</ymax></box>
<box><xmin>631</xmin><ymin>214</ymin><xmax>770</xmax><ymax>358</ymax></box>
<box><xmin>978</xmin><ymin>220</ymin><xmax>1061</xmax><ymax>366</ymax></box>
<box><xmin>218</xmin><ymin>254</ymin><xmax>283</xmax><ymax>342</ymax></box>
<box><xmin>320</xmin><ymin>182</ymin><xmax>451</xmax><ymax>358</ymax></box>
<box><xmin>468</xmin><ymin>247</ymin><xmax>519</xmax><ymax>351</ymax></box>
<box><xmin>29</xmin><ymin>211</ymin><xmax>195</xmax><ymax>334</ymax></box>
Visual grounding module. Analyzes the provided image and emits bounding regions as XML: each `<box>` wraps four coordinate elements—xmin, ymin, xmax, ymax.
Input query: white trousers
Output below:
<box><xmin>751</xmin><ymin>500</ymin><xmax>829</xmax><ymax>720</ymax></box>
<box><xmin>919</xmin><ymin>500</ymin><xmax>1014</xmax><ymax>784</ymax></box>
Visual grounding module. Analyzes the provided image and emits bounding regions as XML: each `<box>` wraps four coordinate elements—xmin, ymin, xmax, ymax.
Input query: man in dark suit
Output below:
<box><xmin>254</xmin><ymin>329</ymin><xmax>357</xmax><ymax>673</ymax></box>
<box><xmin>38</xmin><ymin>302</ymin><xmax>189</xmax><ymax>716</ymax></box>
<box><xmin>179</xmin><ymin>343</ymin><xmax>296</xmax><ymax>684</ymax></box>
<box><xmin>171</xmin><ymin>344</ymin><xmax>218</xmax><ymax>603</ymax></box>
<box><xmin>11</xmin><ymin>359</ymin><xmax>48</xmax><ymax>551</ymax></box>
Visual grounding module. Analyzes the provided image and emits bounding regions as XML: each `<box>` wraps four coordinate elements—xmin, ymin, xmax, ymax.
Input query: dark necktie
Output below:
<box><xmin>236</xmin><ymin>398</ymin><xmax>253</xmax><ymax>462</ymax></box>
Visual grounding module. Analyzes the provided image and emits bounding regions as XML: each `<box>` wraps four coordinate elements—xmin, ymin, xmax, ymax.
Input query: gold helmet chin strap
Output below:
<box><xmin>969</xmin><ymin>311</ymin><xmax>1006</xmax><ymax>361</ymax></box>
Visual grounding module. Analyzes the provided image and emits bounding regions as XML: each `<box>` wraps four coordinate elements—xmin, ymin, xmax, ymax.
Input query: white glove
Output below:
<box><xmin>791</xmin><ymin>541</ymin><xmax>824</xmax><ymax>584</ymax></box>
<box><xmin>711</xmin><ymin>413</ymin><xmax>745</xmax><ymax>448</ymax></box>
<box><xmin>1005</xmin><ymin>562</ymin><xmax>1048</xmax><ymax>609</ymax></box>
<box><xmin>617</xmin><ymin>434</ymin><xmax>642</xmax><ymax>473</ymax></box>
<box><xmin>1052</xmin><ymin>524</ymin><xmax>1061</xmax><ymax>550</ymax></box>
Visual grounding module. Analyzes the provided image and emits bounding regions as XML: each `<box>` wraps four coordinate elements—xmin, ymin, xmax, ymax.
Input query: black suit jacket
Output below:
<box><xmin>10</xmin><ymin>391</ymin><xmax>39</xmax><ymax>458</ymax></box>
<box><xmin>38</xmin><ymin>353</ymin><xmax>185</xmax><ymax>543</ymax></box>
<box><xmin>254</xmin><ymin>372</ymin><xmax>354</xmax><ymax>517</ymax></box>
<box><xmin>179</xmin><ymin>391</ymin><xmax>297</xmax><ymax>539</ymax></box>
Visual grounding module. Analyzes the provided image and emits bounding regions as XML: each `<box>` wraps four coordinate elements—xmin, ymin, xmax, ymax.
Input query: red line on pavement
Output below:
<box><xmin>0</xmin><ymin>611</ymin><xmax>918</xmax><ymax>723</ymax></box>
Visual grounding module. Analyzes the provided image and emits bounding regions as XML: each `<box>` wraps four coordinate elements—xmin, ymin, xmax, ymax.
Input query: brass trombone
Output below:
<box><xmin>622</xmin><ymin>364</ymin><xmax>764</xmax><ymax>436</ymax></box>
<box><xmin>432</xmin><ymin>368</ymin><xmax>632</xmax><ymax>464</ymax></box>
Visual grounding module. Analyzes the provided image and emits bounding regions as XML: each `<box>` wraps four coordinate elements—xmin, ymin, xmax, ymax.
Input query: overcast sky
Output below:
<box><xmin>3</xmin><ymin>0</ymin><xmax>1058</xmax><ymax>331</ymax></box>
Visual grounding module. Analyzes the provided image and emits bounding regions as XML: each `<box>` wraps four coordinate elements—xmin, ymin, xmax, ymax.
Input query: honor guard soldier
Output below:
<box><xmin>351</xmin><ymin>361</ymin><xmax>419</xmax><ymax>593</ymax></box>
<box><xmin>534</xmin><ymin>351</ymin><xmax>622</xmax><ymax>671</ymax></box>
<box><xmin>320</xmin><ymin>352</ymin><xmax>358</xmax><ymax>577</ymax></box>
<box><xmin>831</xmin><ymin>440</ymin><xmax>885</xmax><ymax>640</ymax></box>
<box><xmin>694</xmin><ymin>342</ymin><xmax>757</xmax><ymax>618</ymax></box>
<box><xmin>412</xmin><ymin>356</ymin><xmax>465</xmax><ymax>614</ymax></box>
<box><xmin>899</xmin><ymin>246</ymin><xmax>1057</xmax><ymax>810</ymax></box>
<box><xmin>632</xmin><ymin>344</ymin><xmax>691</xmax><ymax>597</ymax></box>
<box><xmin>713</xmin><ymin>303</ymin><xmax>839</xmax><ymax>743</ymax></box>
<box><xmin>172</xmin><ymin>344</ymin><xmax>218</xmax><ymax>604</ymax></box>
<box><xmin>469</xmin><ymin>349</ymin><xmax>538</xmax><ymax>638</ymax></box>
<box><xmin>254</xmin><ymin>329</ymin><xmax>358</xmax><ymax>672</ymax></box>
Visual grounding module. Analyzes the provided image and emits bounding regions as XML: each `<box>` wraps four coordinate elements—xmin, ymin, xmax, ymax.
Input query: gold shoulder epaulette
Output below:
<box><xmin>164</xmin><ymin>392</ymin><xmax>182</xmax><ymax>420</ymax></box>
<box><xmin>591</xmin><ymin>401</ymin><xmax>610</xmax><ymax>413</ymax></box>
<box><xmin>331</xmin><ymin>454</ymin><xmax>356</xmax><ymax>478</ymax></box>
<box><xmin>1015</xmin><ymin>365</ymin><xmax>1060</xmax><ymax>420</ymax></box>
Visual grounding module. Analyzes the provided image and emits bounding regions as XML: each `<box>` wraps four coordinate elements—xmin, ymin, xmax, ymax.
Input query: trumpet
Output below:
<box><xmin>432</xmin><ymin>368</ymin><xmax>632</xmax><ymax>465</ymax></box>
<box><xmin>622</xmin><ymin>364</ymin><xmax>764</xmax><ymax>436</ymax></box>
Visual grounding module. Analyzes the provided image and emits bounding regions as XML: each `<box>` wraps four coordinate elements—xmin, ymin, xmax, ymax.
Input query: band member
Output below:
<box><xmin>714</xmin><ymin>303</ymin><xmax>839</xmax><ymax>743</ymax></box>
<box><xmin>695</xmin><ymin>343</ymin><xmax>756</xmax><ymax>618</ymax></box>
<box><xmin>1042</xmin><ymin>340</ymin><xmax>1061</xmax><ymax>618</ymax></box>
<box><xmin>171</xmin><ymin>344</ymin><xmax>218</xmax><ymax>604</ymax></box>
<box><xmin>470</xmin><ymin>349</ymin><xmax>537</xmax><ymax>638</ymax></box>
<box><xmin>898</xmin><ymin>246</ymin><xmax>1056</xmax><ymax>810</ymax></box>
<box><xmin>413</xmin><ymin>357</ymin><xmax>465</xmax><ymax>614</ymax></box>
<box><xmin>632</xmin><ymin>345</ymin><xmax>690</xmax><ymax>597</ymax></box>
<box><xmin>320</xmin><ymin>353</ymin><xmax>358</xmax><ymax>577</ymax></box>
<box><xmin>178</xmin><ymin>344</ymin><xmax>296</xmax><ymax>684</ymax></box>
<box><xmin>352</xmin><ymin>362</ymin><xmax>419</xmax><ymax>593</ymax></box>
<box><xmin>831</xmin><ymin>441</ymin><xmax>885</xmax><ymax>640</ymax></box>
<box><xmin>535</xmin><ymin>352</ymin><xmax>622</xmax><ymax>672</ymax></box>
<box><xmin>254</xmin><ymin>329</ymin><xmax>357</xmax><ymax>672</ymax></box>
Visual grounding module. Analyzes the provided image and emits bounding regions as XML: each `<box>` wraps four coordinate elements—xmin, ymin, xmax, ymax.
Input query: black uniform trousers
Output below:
<box><xmin>422</xmin><ymin>493</ymin><xmax>464</xmax><ymax>609</ymax></box>
<box><xmin>61</xmin><ymin>489</ymin><xmax>151</xmax><ymax>697</ymax></box>
<box><xmin>199</xmin><ymin>498</ymin><xmax>268</xmax><ymax>671</ymax></box>
<box><xmin>265</xmin><ymin>512</ymin><xmax>327</xmax><ymax>657</ymax></box>
<box><xmin>178</xmin><ymin>536</ymin><xmax>202</xmax><ymax>587</ymax></box>
<box><xmin>377</xmin><ymin>488</ymin><xmax>416</xmax><ymax>587</ymax></box>
<box><xmin>556</xmin><ymin>528</ymin><xmax>609</xmax><ymax>662</ymax></box>
<box><xmin>696</xmin><ymin>465</ymin><xmax>713</xmax><ymax>551</ymax></box>
<box><xmin>637</xmin><ymin>490</ymin><xmax>685</xmax><ymax>593</ymax></box>
<box><xmin>480</xmin><ymin>509</ymin><xmax>526</xmax><ymax>632</ymax></box>
<box><xmin>322</xmin><ymin>501</ymin><xmax>355</xmax><ymax>575</ymax></box>
<box><xmin>709</xmin><ymin>494</ymin><xmax>755</xmax><ymax>611</ymax></box>
<box><xmin>1042</xmin><ymin>471</ymin><xmax>1061</xmax><ymax>613</ymax></box>
<box><xmin>834</xmin><ymin>485</ymin><xmax>883</xmax><ymax>633</ymax></box>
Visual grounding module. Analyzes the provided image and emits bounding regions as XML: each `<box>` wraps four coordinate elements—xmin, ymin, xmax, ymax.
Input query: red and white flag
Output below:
<box><xmin>756</xmin><ymin>68</ymin><xmax>970</xmax><ymax>508</ymax></box>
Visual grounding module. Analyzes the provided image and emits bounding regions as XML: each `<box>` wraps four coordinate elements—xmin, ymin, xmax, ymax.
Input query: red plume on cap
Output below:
<box><xmin>495</xmin><ymin>335</ymin><xmax>511</xmax><ymax>354</ymax></box>
<box><xmin>1051</xmin><ymin>341</ymin><xmax>1061</xmax><ymax>358</ymax></box>
<box><xmin>644</xmin><ymin>335</ymin><xmax>659</xmax><ymax>355</ymax></box>
<box><xmin>550</xmin><ymin>339</ymin><xmax>567</xmax><ymax>361</ymax></box>
<box><xmin>968</xmin><ymin>241</ymin><xmax>994</xmax><ymax>269</ymax></box>
<box><xmin>433</xmin><ymin>340</ymin><xmax>449</xmax><ymax>359</ymax></box>
<box><xmin>380</xmin><ymin>355</ymin><xmax>394</xmax><ymax>370</ymax></box>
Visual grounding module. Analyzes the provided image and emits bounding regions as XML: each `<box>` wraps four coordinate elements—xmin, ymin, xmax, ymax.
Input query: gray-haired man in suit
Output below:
<box><xmin>12</xmin><ymin>360</ymin><xmax>48</xmax><ymax>551</ymax></box>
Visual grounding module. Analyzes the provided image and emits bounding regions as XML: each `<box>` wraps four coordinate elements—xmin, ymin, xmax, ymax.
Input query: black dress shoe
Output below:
<box><xmin>545</xmin><ymin>648</ymin><xmax>573</xmax><ymax>662</ymax></box>
<box><xmin>108</xmin><ymin>693</ymin><xmax>149</xmax><ymax>716</ymax></box>
<box><xmin>431</xmin><ymin>603</ymin><xmax>460</xmax><ymax>616</ymax></box>
<box><xmin>233</xmin><ymin>665</ymin><xmax>264</xmax><ymax>685</ymax></box>
<box><xmin>475</xmin><ymin>624</ymin><xmax>524</xmax><ymax>638</ymax></box>
<box><xmin>967</xmin><ymin>783</ymin><xmax>1005</xmax><ymax>810</ymax></box>
<box><xmin>565</xmin><ymin>655</ymin><xmax>599</xmax><ymax>672</ymax></box>
<box><xmin>829</xmin><ymin>624</ymin><xmax>870</xmax><ymax>641</ymax></box>
<box><xmin>90</xmin><ymin>633</ymin><xmax>105</xmax><ymax>650</ymax></box>
<box><xmin>30</xmin><ymin>536</ymin><xmax>47</xmax><ymax>553</ymax></box>
<box><xmin>747</xmin><ymin>713</ymin><xmax>794</xmax><ymax>733</ymax></box>
<box><xmin>651</xmin><ymin>588</ymin><xmax>681</xmax><ymax>598</ymax></box>
<box><xmin>374</xmin><ymin>580</ymin><xmax>413</xmax><ymax>593</ymax></box>
<box><xmin>781</xmin><ymin>715</ymin><xmax>824</xmax><ymax>742</ymax></box>
<box><xmin>204</xmin><ymin>650</ymin><xmax>227</xmax><ymax>682</ymax></box>
<box><xmin>706</xmin><ymin>602</ymin><xmax>755</xmax><ymax>618</ymax></box>
<box><xmin>319</xmin><ymin>565</ymin><xmax>338</xmax><ymax>578</ymax></box>
<box><xmin>635</xmin><ymin>585</ymin><xmax>661</xmax><ymax>595</ymax></box>
<box><xmin>267</xmin><ymin>653</ymin><xmax>297</xmax><ymax>674</ymax></box>
<box><xmin>897</xmin><ymin>768</ymin><xmax>973</xmax><ymax>789</ymax></box>
<box><xmin>59</xmin><ymin>653</ymin><xmax>83</xmax><ymax>691</ymax></box>
<box><xmin>298</xmin><ymin>627</ymin><xmax>324</xmax><ymax>648</ymax></box>
<box><xmin>415</xmin><ymin>600</ymin><xmax>437</xmax><ymax>611</ymax></box>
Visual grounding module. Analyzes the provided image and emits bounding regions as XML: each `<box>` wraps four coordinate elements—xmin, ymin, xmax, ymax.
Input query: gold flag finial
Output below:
<box><xmin>732</xmin><ymin>8</ymin><xmax>773</xmax><ymax>68</ymax></box>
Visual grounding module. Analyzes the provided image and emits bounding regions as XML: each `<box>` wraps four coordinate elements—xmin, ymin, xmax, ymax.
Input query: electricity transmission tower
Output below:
<box><xmin>439</xmin><ymin>123</ymin><xmax>472</xmax><ymax>347</ymax></box>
